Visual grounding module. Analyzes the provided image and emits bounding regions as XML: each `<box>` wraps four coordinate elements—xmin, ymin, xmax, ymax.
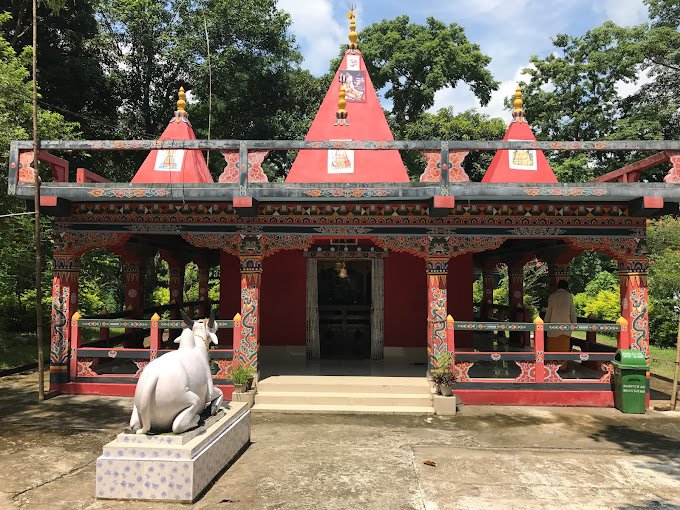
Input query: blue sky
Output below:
<box><xmin>277</xmin><ymin>0</ymin><xmax>651</xmax><ymax>120</ymax></box>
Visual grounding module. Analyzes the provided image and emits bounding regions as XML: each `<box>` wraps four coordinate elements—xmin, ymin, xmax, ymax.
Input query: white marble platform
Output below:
<box><xmin>96</xmin><ymin>402</ymin><xmax>250</xmax><ymax>502</ymax></box>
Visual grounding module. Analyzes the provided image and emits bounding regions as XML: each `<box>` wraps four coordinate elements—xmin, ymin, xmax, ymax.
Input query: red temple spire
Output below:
<box><xmin>481</xmin><ymin>85</ymin><xmax>557</xmax><ymax>183</ymax></box>
<box><xmin>285</xmin><ymin>10</ymin><xmax>408</xmax><ymax>183</ymax></box>
<box><xmin>131</xmin><ymin>87</ymin><xmax>213</xmax><ymax>184</ymax></box>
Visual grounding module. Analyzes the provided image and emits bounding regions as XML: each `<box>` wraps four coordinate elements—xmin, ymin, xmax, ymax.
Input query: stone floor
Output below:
<box><xmin>1</xmin><ymin>371</ymin><xmax>680</xmax><ymax>509</ymax></box>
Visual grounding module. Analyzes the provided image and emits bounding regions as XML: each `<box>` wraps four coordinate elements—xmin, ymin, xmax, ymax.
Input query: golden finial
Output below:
<box><xmin>335</xmin><ymin>77</ymin><xmax>349</xmax><ymax>126</ymax></box>
<box><xmin>174</xmin><ymin>86</ymin><xmax>189</xmax><ymax>122</ymax></box>
<box><xmin>512</xmin><ymin>84</ymin><xmax>525</xmax><ymax>122</ymax></box>
<box><xmin>347</xmin><ymin>6</ymin><xmax>358</xmax><ymax>51</ymax></box>
<box><xmin>177</xmin><ymin>86</ymin><xmax>186</xmax><ymax>112</ymax></box>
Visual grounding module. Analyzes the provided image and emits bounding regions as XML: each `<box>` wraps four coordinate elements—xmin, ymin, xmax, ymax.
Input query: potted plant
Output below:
<box><xmin>231</xmin><ymin>366</ymin><xmax>255</xmax><ymax>393</ymax></box>
<box><xmin>431</xmin><ymin>352</ymin><xmax>455</xmax><ymax>395</ymax></box>
<box><xmin>430</xmin><ymin>352</ymin><xmax>458</xmax><ymax>415</ymax></box>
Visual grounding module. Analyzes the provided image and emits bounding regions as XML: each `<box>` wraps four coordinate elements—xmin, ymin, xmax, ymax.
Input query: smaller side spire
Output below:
<box><xmin>174</xmin><ymin>86</ymin><xmax>189</xmax><ymax>123</ymax></box>
<box><xmin>347</xmin><ymin>6</ymin><xmax>358</xmax><ymax>52</ymax></box>
<box><xmin>335</xmin><ymin>75</ymin><xmax>349</xmax><ymax>126</ymax></box>
<box><xmin>512</xmin><ymin>84</ymin><xmax>525</xmax><ymax>123</ymax></box>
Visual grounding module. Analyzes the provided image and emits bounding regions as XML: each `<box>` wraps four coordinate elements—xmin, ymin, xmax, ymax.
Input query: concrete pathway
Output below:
<box><xmin>2</xmin><ymin>371</ymin><xmax>680</xmax><ymax>509</ymax></box>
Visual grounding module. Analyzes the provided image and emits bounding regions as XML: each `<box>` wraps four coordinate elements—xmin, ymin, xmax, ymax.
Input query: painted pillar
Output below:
<box><xmin>618</xmin><ymin>256</ymin><xmax>650</xmax><ymax>409</ymax></box>
<box><xmin>618</xmin><ymin>257</ymin><xmax>650</xmax><ymax>358</ymax></box>
<box><xmin>238</xmin><ymin>255</ymin><xmax>262</xmax><ymax>368</ymax></box>
<box><xmin>167</xmin><ymin>259</ymin><xmax>185</xmax><ymax>320</ymax></box>
<box><xmin>426</xmin><ymin>256</ymin><xmax>449</xmax><ymax>370</ymax></box>
<box><xmin>548</xmin><ymin>263</ymin><xmax>570</xmax><ymax>293</ymax></box>
<box><xmin>122</xmin><ymin>258</ymin><xmax>145</xmax><ymax>348</ymax></box>
<box><xmin>481</xmin><ymin>269</ymin><xmax>495</xmax><ymax>320</ymax></box>
<box><xmin>50</xmin><ymin>254</ymin><xmax>80</xmax><ymax>388</ymax></box>
<box><xmin>508</xmin><ymin>262</ymin><xmax>524</xmax><ymax>314</ymax></box>
<box><xmin>197</xmin><ymin>259</ymin><xmax>210</xmax><ymax>317</ymax></box>
<box><xmin>508</xmin><ymin>262</ymin><xmax>528</xmax><ymax>346</ymax></box>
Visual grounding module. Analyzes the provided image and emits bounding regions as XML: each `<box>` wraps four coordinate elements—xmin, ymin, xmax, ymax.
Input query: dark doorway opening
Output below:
<box><xmin>318</xmin><ymin>260</ymin><xmax>371</xmax><ymax>359</ymax></box>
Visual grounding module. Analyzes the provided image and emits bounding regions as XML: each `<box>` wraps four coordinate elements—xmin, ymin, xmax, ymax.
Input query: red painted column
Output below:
<box><xmin>508</xmin><ymin>262</ymin><xmax>528</xmax><ymax>346</ymax></box>
<box><xmin>50</xmin><ymin>254</ymin><xmax>80</xmax><ymax>389</ymax></box>
<box><xmin>238</xmin><ymin>256</ymin><xmax>262</xmax><ymax>368</ymax></box>
<box><xmin>122</xmin><ymin>258</ymin><xmax>145</xmax><ymax>348</ymax></box>
<box><xmin>197</xmin><ymin>260</ymin><xmax>210</xmax><ymax>317</ymax></box>
<box><xmin>618</xmin><ymin>257</ymin><xmax>650</xmax><ymax>358</ymax></box>
<box><xmin>618</xmin><ymin>256</ymin><xmax>650</xmax><ymax>408</ymax></box>
<box><xmin>481</xmin><ymin>269</ymin><xmax>495</xmax><ymax>320</ymax></box>
<box><xmin>508</xmin><ymin>262</ymin><xmax>524</xmax><ymax>313</ymax></box>
<box><xmin>426</xmin><ymin>257</ymin><xmax>449</xmax><ymax>370</ymax></box>
<box><xmin>168</xmin><ymin>260</ymin><xmax>185</xmax><ymax>317</ymax></box>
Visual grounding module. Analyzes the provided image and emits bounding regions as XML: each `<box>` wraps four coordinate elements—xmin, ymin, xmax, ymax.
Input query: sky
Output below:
<box><xmin>277</xmin><ymin>0</ymin><xmax>651</xmax><ymax>121</ymax></box>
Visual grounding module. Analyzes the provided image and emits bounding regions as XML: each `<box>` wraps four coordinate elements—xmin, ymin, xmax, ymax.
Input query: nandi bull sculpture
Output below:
<box><xmin>129</xmin><ymin>311</ymin><xmax>224</xmax><ymax>434</ymax></box>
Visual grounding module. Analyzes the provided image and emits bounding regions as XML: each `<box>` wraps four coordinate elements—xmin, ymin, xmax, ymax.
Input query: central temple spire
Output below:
<box><xmin>285</xmin><ymin>9</ymin><xmax>408</xmax><ymax>183</ymax></box>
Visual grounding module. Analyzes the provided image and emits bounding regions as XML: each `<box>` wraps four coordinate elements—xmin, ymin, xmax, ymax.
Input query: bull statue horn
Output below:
<box><xmin>208</xmin><ymin>308</ymin><xmax>216</xmax><ymax>330</ymax></box>
<box><xmin>180</xmin><ymin>310</ymin><xmax>194</xmax><ymax>329</ymax></box>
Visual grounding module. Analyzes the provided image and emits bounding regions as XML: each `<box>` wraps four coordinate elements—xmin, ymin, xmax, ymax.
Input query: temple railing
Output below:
<box><xmin>69</xmin><ymin>314</ymin><xmax>240</xmax><ymax>391</ymax></box>
<box><xmin>444</xmin><ymin>318</ymin><xmax>627</xmax><ymax>386</ymax></box>
<box><xmin>8</xmin><ymin>139</ymin><xmax>680</xmax><ymax>199</ymax></box>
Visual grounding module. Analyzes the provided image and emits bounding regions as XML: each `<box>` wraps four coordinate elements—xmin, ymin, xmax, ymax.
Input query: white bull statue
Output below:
<box><xmin>129</xmin><ymin>311</ymin><xmax>224</xmax><ymax>434</ymax></box>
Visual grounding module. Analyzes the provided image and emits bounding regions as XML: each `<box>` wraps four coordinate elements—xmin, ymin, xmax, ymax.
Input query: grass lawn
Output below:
<box><xmin>0</xmin><ymin>331</ymin><xmax>49</xmax><ymax>370</ymax></box>
<box><xmin>0</xmin><ymin>327</ymin><xmax>126</xmax><ymax>370</ymax></box>
<box><xmin>572</xmin><ymin>331</ymin><xmax>678</xmax><ymax>379</ymax></box>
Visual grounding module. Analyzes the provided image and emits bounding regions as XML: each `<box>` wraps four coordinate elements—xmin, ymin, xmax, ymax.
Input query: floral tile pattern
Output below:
<box><xmin>96</xmin><ymin>403</ymin><xmax>250</xmax><ymax>502</ymax></box>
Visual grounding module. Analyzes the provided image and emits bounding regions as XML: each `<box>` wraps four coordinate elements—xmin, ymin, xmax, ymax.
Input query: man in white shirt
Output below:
<box><xmin>544</xmin><ymin>280</ymin><xmax>577</xmax><ymax>351</ymax></box>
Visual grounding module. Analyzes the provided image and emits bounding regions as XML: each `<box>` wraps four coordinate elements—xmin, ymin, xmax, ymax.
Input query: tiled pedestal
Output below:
<box><xmin>96</xmin><ymin>402</ymin><xmax>250</xmax><ymax>502</ymax></box>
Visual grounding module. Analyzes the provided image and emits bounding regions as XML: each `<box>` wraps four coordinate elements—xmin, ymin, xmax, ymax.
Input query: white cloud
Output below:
<box><xmin>430</xmin><ymin>64</ymin><xmax>535</xmax><ymax>121</ymax></box>
<box><xmin>278</xmin><ymin>0</ymin><xmax>346</xmax><ymax>76</ymax></box>
<box><xmin>595</xmin><ymin>0</ymin><xmax>648</xmax><ymax>25</ymax></box>
<box><xmin>615</xmin><ymin>68</ymin><xmax>654</xmax><ymax>98</ymax></box>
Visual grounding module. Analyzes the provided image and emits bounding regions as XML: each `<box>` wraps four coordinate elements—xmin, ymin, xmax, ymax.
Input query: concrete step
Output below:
<box><xmin>251</xmin><ymin>403</ymin><xmax>434</xmax><ymax>415</ymax></box>
<box><xmin>255</xmin><ymin>391</ymin><xmax>433</xmax><ymax>407</ymax></box>
<box><xmin>256</xmin><ymin>376</ymin><xmax>431</xmax><ymax>395</ymax></box>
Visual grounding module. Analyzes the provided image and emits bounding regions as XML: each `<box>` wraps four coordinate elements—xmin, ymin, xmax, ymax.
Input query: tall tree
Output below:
<box><xmin>520</xmin><ymin>0</ymin><xmax>680</xmax><ymax>180</ymax></box>
<box><xmin>402</xmin><ymin>108</ymin><xmax>505</xmax><ymax>181</ymax></box>
<box><xmin>357</xmin><ymin>16</ymin><xmax>498</xmax><ymax>134</ymax></box>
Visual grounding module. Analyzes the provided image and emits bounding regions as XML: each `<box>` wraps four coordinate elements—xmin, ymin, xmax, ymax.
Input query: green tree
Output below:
<box><xmin>402</xmin><ymin>108</ymin><xmax>505</xmax><ymax>180</ymax></box>
<box><xmin>357</xmin><ymin>16</ymin><xmax>498</xmax><ymax>134</ymax></box>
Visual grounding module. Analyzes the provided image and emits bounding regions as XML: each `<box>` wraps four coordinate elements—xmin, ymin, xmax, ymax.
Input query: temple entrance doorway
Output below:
<box><xmin>317</xmin><ymin>260</ymin><xmax>372</xmax><ymax>359</ymax></box>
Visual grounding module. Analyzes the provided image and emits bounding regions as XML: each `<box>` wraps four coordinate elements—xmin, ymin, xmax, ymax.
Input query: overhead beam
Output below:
<box><xmin>593</xmin><ymin>152</ymin><xmax>670</xmax><ymax>183</ymax></box>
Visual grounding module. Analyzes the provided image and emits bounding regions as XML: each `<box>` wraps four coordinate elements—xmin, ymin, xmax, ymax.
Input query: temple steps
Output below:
<box><xmin>251</xmin><ymin>376</ymin><xmax>434</xmax><ymax>414</ymax></box>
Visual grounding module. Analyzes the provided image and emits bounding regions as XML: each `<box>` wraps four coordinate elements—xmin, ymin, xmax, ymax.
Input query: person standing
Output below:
<box><xmin>544</xmin><ymin>280</ymin><xmax>577</xmax><ymax>351</ymax></box>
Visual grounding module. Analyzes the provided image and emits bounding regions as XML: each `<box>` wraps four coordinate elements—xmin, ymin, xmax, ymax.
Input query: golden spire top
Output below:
<box><xmin>512</xmin><ymin>84</ymin><xmax>525</xmax><ymax>122</ymax></box>
<box><xmin>174</xmin><ymin>86</ymin><xmax>189</xmax><ymax>123</ymax></box>
<box><xmin>177</xmin><ymin>86</ymin><xmax>187</xmax><ymax>113</ymax></box>
<box><xmin>347</xmin><ymin>6</ymin><xmax>358</xmax><ymax>51</ymax></box>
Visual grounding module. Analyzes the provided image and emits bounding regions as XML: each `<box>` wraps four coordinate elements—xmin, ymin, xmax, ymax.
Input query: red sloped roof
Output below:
<box><xmin>482</xmin><ymin>97</ymin><xmax>557</xmax><ymax>184</ymax></box>
<box><xmin>285</xmin><ymin>51</ymin><xmax>409</xmax><ymax>183</ymax></box>
<box><xmin>131</xmin><ymin>114</ymin><xmax>213</xmax><ymax>184</ymax></box>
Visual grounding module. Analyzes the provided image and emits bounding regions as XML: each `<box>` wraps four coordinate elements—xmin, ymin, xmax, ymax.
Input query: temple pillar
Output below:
<box><xmin>237</xmin><ymin>255</ymin><xmax>262</xmax><ymax>368</ymax></box>
<box><xmin>196</xmin><ymin>258</ymin><xmax>210</xmax><ymax>317</ymax></box>
<box><xmin>508</xmin><ymin>261</ymin><xmax>529</xmax><ymax>346</ymax></box>
<box><xmin>122</xmin><ymin>257</ymin><xmax>145</xmax><ymax>348</ymax></box>
<box><xmin>50</xmin><ymin>254</ymin><xmax>80</xmax><ymax>388</ymax></box>
<box><xmin>618</xmin><ymin>257</ymin><xmax>650</xmax><ymax>357</ymax></box>
<box><xmin>481</xmin><ymin>260</ymin><xmax>497</xmax><ymax>320</ymax></box>
<box><xmin>167</xmin><ymin>258</ymin><xmax>185</xmax><ymax>320</ymax></box>
<box><xmin>426</xmin><ymin>256</ymin><xmax>449</xmax><ymax>371</ymax></box>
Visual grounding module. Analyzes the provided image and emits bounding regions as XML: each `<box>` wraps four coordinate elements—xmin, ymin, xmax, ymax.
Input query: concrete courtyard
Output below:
<box><xmin>2</xmin><ymin>371</ymin><xmax>680</xmax><ymax>510</ymax></box>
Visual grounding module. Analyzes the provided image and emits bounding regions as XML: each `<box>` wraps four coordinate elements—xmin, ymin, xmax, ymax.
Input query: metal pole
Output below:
<box><xmin>671</xmin><ymin>313</ymin><xmax>680</xmax><ymax>410</ymax></box>
<box><xmin>32</xmin><ymin>0</ymin><xmax>45</xmax><ymax>401</ymax></box>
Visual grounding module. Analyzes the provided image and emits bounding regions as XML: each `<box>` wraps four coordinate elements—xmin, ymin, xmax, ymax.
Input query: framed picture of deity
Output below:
<box><xmin>508</xmin><ymin>140</ymin><xmax>537</xmax><ymax>171</ymax></box>
<box><xmin>339</xmin><ymin>70</ymin><xmax>366</xmax><ymax>102</ymax></box>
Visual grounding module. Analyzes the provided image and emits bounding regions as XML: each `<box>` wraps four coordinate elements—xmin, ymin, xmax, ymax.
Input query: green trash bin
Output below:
<box><xmin>612</xmin><ymin>349</ymin><xmax>648</xmax><ymax>414</ymax></box>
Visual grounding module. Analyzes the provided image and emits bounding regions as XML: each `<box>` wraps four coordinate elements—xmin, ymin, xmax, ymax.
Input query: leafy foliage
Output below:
<box><xmin>357</xmin><ymin>16</ymin><xmax>498</xmax><ymax>134</ymax></box>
